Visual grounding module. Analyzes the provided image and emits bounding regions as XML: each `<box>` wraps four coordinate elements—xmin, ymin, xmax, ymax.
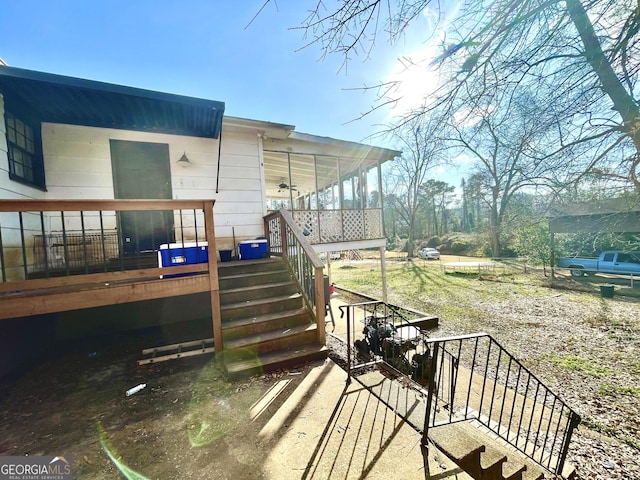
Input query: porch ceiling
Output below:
<box><xmin>0</xmin><ymin>65</ymin><xmax>225</xmax><ymax>139</ymax></box>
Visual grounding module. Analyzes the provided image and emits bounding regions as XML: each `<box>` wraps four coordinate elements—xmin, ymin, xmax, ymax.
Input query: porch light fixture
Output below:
<box><xmin>177</xmin><ymin>152</ymin><xmax>191</xmax><ymax>167</ymax></box>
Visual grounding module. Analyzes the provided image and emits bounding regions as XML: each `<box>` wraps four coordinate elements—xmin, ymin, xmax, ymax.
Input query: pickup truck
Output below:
<box><xmin>558</xmin><ymin>251</ymin><xmax>640</xmax><ymax>277</ymax></box>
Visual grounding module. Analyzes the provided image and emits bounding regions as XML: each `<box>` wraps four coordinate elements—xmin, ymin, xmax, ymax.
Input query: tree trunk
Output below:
<box><xmin>566</xmin><ymin>0</ymin><xmax>640</xmax><ymax>188</ymax></box>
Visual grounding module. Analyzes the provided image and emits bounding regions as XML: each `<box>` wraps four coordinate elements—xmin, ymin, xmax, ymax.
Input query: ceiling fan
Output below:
<box><xmin>277</xmin><ymin>181</ymin><xmax>297</xmax><ymax>192</ymax></box>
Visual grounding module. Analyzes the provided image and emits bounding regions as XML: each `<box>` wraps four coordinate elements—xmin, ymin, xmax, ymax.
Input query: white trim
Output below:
<box><xmin>257</xmin><ymin>133</ymin><xmax>267</xmax><ymax>216</ymax></box>
<box><xmin>312</xmin><ymin>238</ymin><xmax>386</xmax><ymax>253</ymax></box>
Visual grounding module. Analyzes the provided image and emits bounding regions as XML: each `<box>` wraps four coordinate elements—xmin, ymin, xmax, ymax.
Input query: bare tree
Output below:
<box><xmin>287</xmin><ymin>0</ymin><xmax>640</xmax><ymax>189</ymax></box>
<box><xmin>386</xmin><ymin>114</ymin><xmax>447</xmax><ymax>257</ymax></box>
<box><xmin>449</xmin><ymin>81</ymin><xmax>570</xmax><ymax>256</ymax></box>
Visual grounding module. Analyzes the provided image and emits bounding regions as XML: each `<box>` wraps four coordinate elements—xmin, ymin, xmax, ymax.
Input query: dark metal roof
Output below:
<box><xmin>548</xmin><ymin>197</ymin><xmax>640</xmax><ymax>233</ymax></box>
<box><xmin>0</xmin><ymin>65</ymin><xmax>225</xmax><ymax>138</ymax></box>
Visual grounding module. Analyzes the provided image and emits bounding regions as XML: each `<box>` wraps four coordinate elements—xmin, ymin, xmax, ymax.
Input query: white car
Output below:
<box><xmin>319</xmin><ymin>251</ymin><xmax>341</xmax><ymax>261</ymax></box>
<box><xmin>418</xmin><ymin>247</ymin><xmax>440</xmax><ymax>260</ymax></box>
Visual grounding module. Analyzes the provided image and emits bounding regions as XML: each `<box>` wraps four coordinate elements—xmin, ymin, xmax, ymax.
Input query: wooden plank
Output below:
<box><xmin>0</xmin><ymin>199</ymin><xmax>212</xmax><ymax>212</ymax></box>
<box><xmin>0</xmin><ymin>276</ymin><xmax>210</xmax><ymax>320</ymax></box>
<box><xmin>141</xmin><ymin>338</ymin><xmax>213</xmax><ymax>355</ymax></box>
<box><xmin>204</xmin><ymin>201</ymin><xmax>223</xmax><ymax>353</ymax></box>
<box><xmin>314</xmin><ymin>266</ymin><xmax>326</xmax><ymax>345</ymax></box>
<box><xmin>0</xmin><ymin>264</ymin><xmax>209</xmax><ymax>293</ymax></box>
<box><xmin>137</xmin><ymin>346</ymin><xmax>215</xmax><ymax>365</ymax></box>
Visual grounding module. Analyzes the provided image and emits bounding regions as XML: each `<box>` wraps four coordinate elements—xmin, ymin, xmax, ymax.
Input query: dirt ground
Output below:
<box><xmin>2</xmin><ymin>260</ymin><xmax>639</xmax><ymax>479</ymax></box>
<box><xmin>0</xmin><ymin>338</ymin><xmax>322</xmax><ymax>480</ymax></box>
<box><xmin>331</xmin><ymin>258</ymin><xmax>640</xmax><ymax>480</ymax></box>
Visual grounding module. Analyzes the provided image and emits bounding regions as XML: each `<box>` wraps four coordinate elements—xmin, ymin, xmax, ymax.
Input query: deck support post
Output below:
<box><xmin>379</xmin><ymin>246</ymin><xmax>388</xmax><ymax>303</ymax></box>
<box><xmin>204</xmin><ymin>201</ymin><xmax>223</xmax><ymax>354</ymax></box>
<box><xmin>314</xmin><ymin>265</ymin><xmax>326</xmax><ymax>345</ymax></box>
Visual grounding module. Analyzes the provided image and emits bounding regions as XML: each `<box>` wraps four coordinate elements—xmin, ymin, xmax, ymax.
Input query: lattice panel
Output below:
<box><xmin>291</xmin><ymin>211</ymin><xmax>320</xmax><ymax>243</ymax></box>
<box><xmin>342</xmin><ymin>210</ymin><xmax>364</xmax><ymax>241</ymax></box>
<box><xmin>364</xmin><ymin>209</ymin><xmax>383</xmax><ymax>238</ymax></box>
<box><xmin>318</xmin><ymin>211</ymin><xmax>343</xmax><ymax>243</ymax></box>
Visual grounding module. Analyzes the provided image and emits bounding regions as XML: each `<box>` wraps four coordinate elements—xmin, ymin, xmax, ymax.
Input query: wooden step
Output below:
<box><xmin>217</xmin><ymin>258</ymin><xmax>286</xmax><ymax>277</ymax></box>
<box><xmin>219</xmin><ymin>281</ymin><xmax>298</xmax><ymax>304</ymax></box>
<box><xmin>224</xmin><ymin>323</ymin><xmax>318</xmax><ymax>355</ymax></box>
<box><xmin>220</xmin><ymin>293</ymin><xmax>304</xmax><ymax>321</ymax></box>
<box><xmin>222</xmin><ymin>307</ymin><xmax>312</xmax><ymax>339</ymax></box>
<box><xmin>219</xmin><ymin>270</ymin><xmax>292</xmax><ymax>289</ymax></box>
<box><xmin>224</xmin><ymin>343</ymin><xmax>328</xmax><ymax>379</ymax></box>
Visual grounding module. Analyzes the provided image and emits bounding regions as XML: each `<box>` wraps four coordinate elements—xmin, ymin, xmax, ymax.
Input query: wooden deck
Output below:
<box><xmin>0</xmin><ymin>267</ymin><xmax>211</xmax><ymax>321</ymax></box>
<box><xmin>0</xmin><ymin>199</ymin><xmax>223</xmax><ymax>352</ymax></box>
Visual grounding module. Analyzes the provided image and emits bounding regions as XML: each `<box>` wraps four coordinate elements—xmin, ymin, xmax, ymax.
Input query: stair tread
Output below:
<box><xmin>429</xmin><ymin>423</ymin><xmax>485</xmax><ymax>462</ymax></box>
<box><xmin>431</xmin><ymin>421</ymin><xmax>547</xmax><ymax>480</ymax></box>
<box><xmin>217</xmin><ymin>259</ymin><xmax>286</xmax><ymax>279</ymax></box>
<box><xmin>224</xmin><ymin>323</ymin><xmax>316</xmax><ymax>350</ymax></box>
<box><xmin>220</xmin><ymin>293</ymin><xmax>302</xmax><ymax>311</ymax></box>
<box><xmin>222</xmin><ymin>307</ymin><xmax>310</xmax><ymax>330</ymax></box>
<box><xmin>220</xmin><ymin>280</ymin><xmax>295</xmax><ymax>294</ymax></box>
<box><xmin>225</xmin><ymin>343</ymin><xmax>328</xmax><ymax>376</ymax></box>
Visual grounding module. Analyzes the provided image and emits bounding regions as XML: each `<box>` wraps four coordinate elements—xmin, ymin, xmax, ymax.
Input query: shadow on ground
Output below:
<box><xmin>0</xmin><ymin>338</ymin><xmax>465</xmax><ymax>479</ymax></box>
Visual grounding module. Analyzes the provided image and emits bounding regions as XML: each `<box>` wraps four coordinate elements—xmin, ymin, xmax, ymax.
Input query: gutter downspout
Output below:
<box><xmin>215</xmin><ymin>125</ymin><xmax>224</xmax><ymax>193</ymax></box>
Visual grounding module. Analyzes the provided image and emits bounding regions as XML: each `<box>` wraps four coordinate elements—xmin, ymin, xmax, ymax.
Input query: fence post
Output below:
<box><xmin>280</xmin><ymin>212</ymin><xmax>288</xmax><ymax>259</ymax></box>
<box><xmin>422</xmin><ymin>340</ymin><xmax>440</xmax><ymax>446</ymax></box>
<box><xmin>557</xmin><ymin>412</ymin><xmax>581</xmax><ymax>475</ymax></box>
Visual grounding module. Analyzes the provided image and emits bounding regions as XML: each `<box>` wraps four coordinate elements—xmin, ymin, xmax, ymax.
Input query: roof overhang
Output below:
<box><xmin>286</xmin><ymin>131</ymin><xmax>402</xmax><ymax>161</ymax></box>
<box><xmin>548</xmin><ymin>198</ymin><xmax>640</xmax><ymax>233</ymax></box>
<box><xmin>0</xmin><ymin>65</ymin><xmax>225</xmax><ymax>139</ymax></box>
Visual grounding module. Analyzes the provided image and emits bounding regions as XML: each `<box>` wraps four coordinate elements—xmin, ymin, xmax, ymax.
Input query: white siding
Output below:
<box><xmin>40</xmin><ymin>122</ymin><xmax>266</xmax><ymax>248</ymax></box>
<box><xmin>1</xmin><ymin>112</ymin><xmax>270</xmax><ymax>278</ymax></box>
<box><xmin>0</xmin><ymin>95</ymin><xmax>46</xmax><ymax>201</ymax></box>
<box><xmin>0</xmin><ymin>96</ymin><xmax>49</xmax><ymax>280</ymax></box>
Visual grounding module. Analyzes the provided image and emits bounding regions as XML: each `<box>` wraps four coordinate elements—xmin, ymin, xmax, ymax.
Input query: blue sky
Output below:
<box><xmin>0</xmin><ymin>1</ymin><xmax>433</xmax><ymax>147</ymax></box>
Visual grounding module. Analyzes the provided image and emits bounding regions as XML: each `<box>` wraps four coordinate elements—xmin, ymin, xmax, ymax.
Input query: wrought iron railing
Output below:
<box><xmin>341</xmin><ymin>301</ymin><xmax>580</xmax><ymax>477</ymax></box>
<box><xmin>264</xmin><ymin>208</ymin><xmax>326</xmax><ymax>344</ymax></box>
<box><xmin>0</xmin><ymin>200</ymin><xmax>213</xmax><ymax>281</ymax></box>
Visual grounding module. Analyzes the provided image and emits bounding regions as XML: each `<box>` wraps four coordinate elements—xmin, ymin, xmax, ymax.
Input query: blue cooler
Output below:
<box><xmin>158</xmin><ymin>242</ymin><xmax>208</xmax><ymax>277</ymax></box>
<box><xmin>238</xmin><ymin>239</ymin><xmax>268</xmax><ymax>260</ymax></box>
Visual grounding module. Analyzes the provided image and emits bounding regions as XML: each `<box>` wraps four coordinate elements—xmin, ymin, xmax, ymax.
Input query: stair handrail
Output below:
<box><xmin>341</xmin><ymin>300</ymin><xmax>580</xmax><ymax>477</ymax></box>
<box><xmin>264</xmin><ymin>209</ymin><xmax>326</xmax><ymax>344</ymax></box>
<box><xmin>421</xmin><ymin>332</ymin><xmax>581</xmax><ymax>477</ymax></box>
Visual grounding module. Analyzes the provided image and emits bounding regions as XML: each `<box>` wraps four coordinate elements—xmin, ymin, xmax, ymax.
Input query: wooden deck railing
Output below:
<box><xmin>0</xmin><ymin>199</ymin><xmax>223</xmax><ymax>353</ymax></box>
<box><xmin>276</xmin><ymin>208</ymin><xmax>384</xmax><ymax>244</ymax></box>
<box><xmin>264</xmin><ymin>209</ymin><xmax>326</xmax><ymax>344</ymax></box>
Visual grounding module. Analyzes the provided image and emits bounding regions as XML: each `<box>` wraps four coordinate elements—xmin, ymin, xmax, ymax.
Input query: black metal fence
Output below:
<box><xmin>0</xmin><ymin>201</ymin><xmax>208</xmax><ymax>282</ymax></box>
<box><xmin>340</xmin><ymin>301</ymin><xmax>581</xmax><ymax>477</ymax></box>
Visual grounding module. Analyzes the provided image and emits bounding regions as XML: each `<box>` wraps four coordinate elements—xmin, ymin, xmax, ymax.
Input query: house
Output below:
<box><xmin>0</xmin><ymin>64</ymin><xmax>399</xmax><ymax>376</ymax></box>
<box><xmin>0</xmin><ymin>65</ymin><xmax>583</xmax><ymax>479</ymax></box>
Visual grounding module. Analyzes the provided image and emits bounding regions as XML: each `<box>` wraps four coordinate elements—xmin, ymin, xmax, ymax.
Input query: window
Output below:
<box><xmin>5</xmin><ymin>111</ymin><xmax>45</xmax><ymax>189</ymax></box>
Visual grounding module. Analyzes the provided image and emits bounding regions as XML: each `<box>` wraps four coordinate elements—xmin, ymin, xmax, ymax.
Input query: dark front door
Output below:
<box><xmin>110</xmin><ymin>140</ymin><xmax>174</xmax><ymax>254</ymax></box>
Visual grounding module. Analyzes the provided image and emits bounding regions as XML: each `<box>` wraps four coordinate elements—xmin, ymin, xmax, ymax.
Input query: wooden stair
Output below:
<box><xmin>218</xmin><ymin>258</ymin><xmax>327</xmax><ymax>378</ymax></box>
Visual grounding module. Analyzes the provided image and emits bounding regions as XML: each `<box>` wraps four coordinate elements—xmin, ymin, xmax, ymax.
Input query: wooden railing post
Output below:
<box><xmin>314</xmin><ymin>265</ymin><xmax>326</xmax><ymax>344</ymax></box>
<box><xmin>204</xmin><ymin>201</ymin><xmax>223</xmax><ymax>354</ymax></box>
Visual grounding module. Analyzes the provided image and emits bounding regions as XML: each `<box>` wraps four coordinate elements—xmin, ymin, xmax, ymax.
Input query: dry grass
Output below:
<box><xmin>330</xmin><ymin>255</ymin><xmax>640</xmax><ymax>479</ymax></box>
